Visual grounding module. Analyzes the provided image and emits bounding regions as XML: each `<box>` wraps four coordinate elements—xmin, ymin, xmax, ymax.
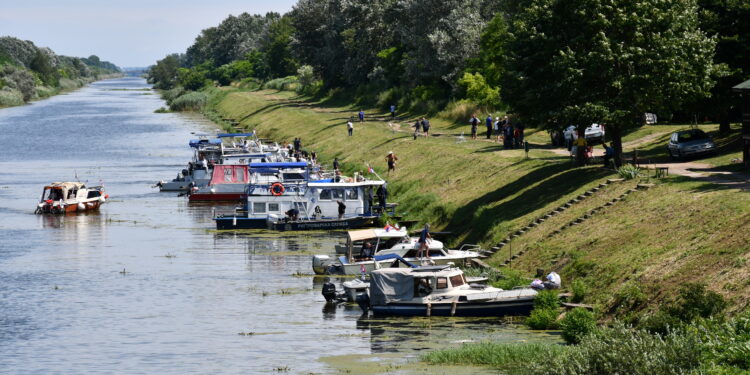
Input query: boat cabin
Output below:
<box><xmin>369</xmin><ymin>266</ymin><xmax>469</xmax><ymax>304</ymax></box>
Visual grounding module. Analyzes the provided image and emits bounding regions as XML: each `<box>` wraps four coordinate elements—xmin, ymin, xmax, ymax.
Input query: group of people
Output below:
<box><xmin>469</xmin><ymin>114</ymin><xmax>525</xmax><ymax>148</ymax></box>
<box><xmin>411</xmin><ymin>117</ymin><xmax>431</xmax><ymax>139</ymax></box>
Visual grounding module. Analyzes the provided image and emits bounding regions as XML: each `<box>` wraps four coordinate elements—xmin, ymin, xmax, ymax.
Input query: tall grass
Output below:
<box><xmin>169</xmin><ymin>91</ymin><xmax>208</xmax><ymax>111</ymax></box>
<box><xmin>438</xmin><ymin>100</ymin><xmax>502</xmax><ymax>123</ymax></box>
<box><xmin>263</xmin><ymin>76</ymin><xmax>299</xmax><ymax>91</ymax></box>
<box><xmin>0</xmin><ymin>88</ymin><xmax>24</xmax><ymax>106</ymax></box>
<box><xmin>423</xmin><ymin>342</ymin><xmax>566</xmax><ymax>371</ymax></box>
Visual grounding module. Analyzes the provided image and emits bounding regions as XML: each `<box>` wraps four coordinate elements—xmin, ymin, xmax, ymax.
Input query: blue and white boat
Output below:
<box><xmin>214</xmin><ymin>168</ymin><xmax>385</xmax><ymax>230</ymax></box>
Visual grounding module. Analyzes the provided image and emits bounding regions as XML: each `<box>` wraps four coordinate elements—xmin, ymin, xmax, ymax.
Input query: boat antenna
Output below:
<box><xmin>74</xmin><ymin>170</ymin><xmax>79</xmax><ymax>182</ymax></box>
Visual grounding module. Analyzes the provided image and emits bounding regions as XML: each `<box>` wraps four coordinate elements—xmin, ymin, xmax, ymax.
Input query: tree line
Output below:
<box><xmin>148</xmin><ymin>0</ymin><xmax>749</xmax><ymax>164</ymax></box>
<box><xmin>0</xmin><ymin>36</ymin><xmax>121</xmax><ymax>106</ymax></box>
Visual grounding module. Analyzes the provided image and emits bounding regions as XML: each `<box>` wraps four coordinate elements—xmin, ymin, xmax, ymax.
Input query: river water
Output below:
<box><xmin>0</xmin><ymin>77</ymin><xmax>559</xmax><ymax>374</ymax></box>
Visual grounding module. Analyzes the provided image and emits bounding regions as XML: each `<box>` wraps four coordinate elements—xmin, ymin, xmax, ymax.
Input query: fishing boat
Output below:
<box><xmin>359</xmin><ymin>266</ymin><xmax>537</xmax><ymax>317</ymax></box>
<box><xmin>311</xmin><ymin>228</ymin><xmax>481</xmax><ymax>275</ymax></box>
<box><xmin>35</xmin><ymin>182</ymin><xmax>108</xmax><ymax>214</ymax></box>
<box><xmin>214</xmin><ymin>172</ymin><xmax>385</xmax><ymax>230</ymax></box>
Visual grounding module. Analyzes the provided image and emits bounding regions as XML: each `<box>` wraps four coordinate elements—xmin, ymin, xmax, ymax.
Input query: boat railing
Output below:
<box><xmin>212</xmin><ymin>207</ymin><xmax>246</xmax><ymax>218</ymax></box>
<box><xmin>455</xmin><ymin>244</ymin><xmax>482</xmax><ymax>252</ymax></box>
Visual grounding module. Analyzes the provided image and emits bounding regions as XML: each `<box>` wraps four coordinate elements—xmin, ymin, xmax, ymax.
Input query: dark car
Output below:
<box><xmin>667</xmin><ymin>129</ymin><xmax>716</xmax><ymax>160</ymax></box>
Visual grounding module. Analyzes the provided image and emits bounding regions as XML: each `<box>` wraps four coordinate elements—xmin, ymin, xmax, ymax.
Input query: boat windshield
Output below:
<box><xmin>43</xmin><ymin>188</ymin><xmax>64</xmax><ymax>201</ymax></box>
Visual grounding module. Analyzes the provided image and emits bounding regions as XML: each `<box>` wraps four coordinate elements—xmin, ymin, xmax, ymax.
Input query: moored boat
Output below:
<box><xmin>360</xmin><ymin>266</ymin><xmax>537</xmax><ymax>317</ymax></box>
<box><xmin>35</xmin><ymin>182</ymin><xmax>108</xmax><ymax>214</ymax></box>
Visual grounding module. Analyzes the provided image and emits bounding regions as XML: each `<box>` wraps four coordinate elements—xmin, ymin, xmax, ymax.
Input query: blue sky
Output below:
<box><xmin>0</xmin><ymin>0</ymin><xmax>297</xmax><ymax>67</ymax></box>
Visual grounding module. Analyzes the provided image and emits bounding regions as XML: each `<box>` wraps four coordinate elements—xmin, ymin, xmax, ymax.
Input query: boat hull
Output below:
<box><xmin>215</xmin><ymin>217</ymin><xmax>267</xmax><ymax>229</ymax></box>
<box><xmin>37</xmin><ymin>200</ymin><xmax>102</xmax><ymax>214</ymax></box>
<box><xmin>339</xmin><ymin>255</ymin><xmax>476</xmax><ymax>276</ymax></box>
<box><xmin>188</xmin><ymin>193</ymin><xmax>246</xmax><ymax>202</ymax></box>
<box><xmin>371</xmin><ymin>299</ymin><xmax>535</xmax><ymax>317</ymax></box>
<box><xmin>268</xmin><ymin>217</ymin><xmax>376</xmax><ymax>231</ymax></box>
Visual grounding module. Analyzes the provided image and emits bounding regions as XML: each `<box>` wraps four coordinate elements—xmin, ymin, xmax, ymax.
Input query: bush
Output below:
<box><xmin>491</xmin><ymin>268</ymin><xmax>529</xmax><ymax>290</ymax></box>
<box><xmin>617</xmin><ymin>164</ymin><xmax>641</xmax><ymax>180</ymax></box>
<box><xmin>169</xmin><ymin>91</ymin><xmax>208</xmax><ymax>111</ymax></box>
<box><xmin>560</xmin><ymin>308</ymin><xmax>597</xmax><ymax>344</ymax></box>
<box><xmin>458</xmin><ymin>72</ymin><xmax>501</xmax><ymax>108</ymax></box>
<box><xmin>639</xmin><ymin>310</ymin><xmax>684</xmax><ymax>335</ymax></box>
<box><xmin>437</xmin><ymin>100</ymin><xmax>486</xmax><ymax>123</ymax></box>
<box><xmin>162</xmin><ymin>86</ymin><xmax>185</xmax><ymax>103</ymax></box>
<box><xmin>263</xmin><ymin>76</ymin><xmax>298</xmax><ymax>91</ymax></box>
<box><xmin>534</xmin><ymin>290</ymin><xmax>560</xmax><ymax>310</ymax></box>
<box><xmin>526</xmin><ymin>307</ymin><xmax>559</xmax><ymax>330</ymax></box>
<box><xmin>666</xmin><ymin>283</ymin><xmax>727</xmax><ymax>322</ymax></box>
<box><xmin>0</xmin><ymin>87</ymin><xmax>24</xmax><ymax>106</ymax></box>
<box><xmin>571</xmin><ymin>279</ymin><xmax>588</xmax><ymax>303</ymax></box>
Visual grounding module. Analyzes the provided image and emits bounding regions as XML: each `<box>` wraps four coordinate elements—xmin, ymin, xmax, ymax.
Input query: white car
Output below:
<box><xmin>584</xmin><ymin>123</ymin><xmax>605</xmax><ymax>144</ymax></box>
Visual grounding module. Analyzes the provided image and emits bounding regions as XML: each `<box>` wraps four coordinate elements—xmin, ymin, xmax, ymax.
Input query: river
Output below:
<box><xmin>0</xmin><ymin>77</ymin><xmax>559</xmax><ymax>374</ymax></box>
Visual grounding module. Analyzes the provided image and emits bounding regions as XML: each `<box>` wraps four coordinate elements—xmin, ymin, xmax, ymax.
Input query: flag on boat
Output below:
<box><xmin>384</xmin><ymin>223</ymin><xmax>394</xmax><ymax>232</ymax></box>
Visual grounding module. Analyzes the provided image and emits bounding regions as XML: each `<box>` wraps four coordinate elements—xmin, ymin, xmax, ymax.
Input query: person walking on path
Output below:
<box><xmin>390</xmin><ymin>105</ymin><xmax>396</xmax><ymax>120</ymax></box>
<box><xmin>421</xmin><ymin>117</ymin><xmax>430</xmax><ymax>137</ymax></box>
<box><xmin>469</xmin><ymin>114</ymin><xmax>479</xmax><ymax>140</ymax></box>
<box><xmin>412</xmin><ymin>120</ymin><xmax>421</xmax><ymax>140</ymax></box>
<box><xmin>485</xmin><ymin>115</ymin><xmax>493</xmax><ymax>139</ymax></box>
<box><xmin>417</xmin><ymin>224</ymin><xmax>432</xmax><ymax>259</ymax></box>
<box><xmin>385</xmin><ymin>151</ymin><xmax>398</xmax><ymax>174</ymax></box>
<box><xmin>347</xmin><ymin>120</ymin><xmax>353</xmax><ymax>136</ymax></box>
<box><xmin>358</xmin><ymin>110</ymin><xmax>365</xmax><ymax>122</ymax></box>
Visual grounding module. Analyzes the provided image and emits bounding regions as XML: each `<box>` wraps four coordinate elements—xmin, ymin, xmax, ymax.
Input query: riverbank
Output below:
<box><xmin>195</xmin><ymin>86</ymin><xmax>750</xmax><ymax>321</ymax></box>
<box><xmin>0</xmin><ymin>73</ymin><xmax>124</xmax><ymax>109</ymax></box>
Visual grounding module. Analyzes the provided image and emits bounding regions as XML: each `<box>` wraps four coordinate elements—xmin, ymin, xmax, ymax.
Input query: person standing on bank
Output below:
<box><xmin>358</xmin><ymin>110</ymin><xmax>365</xmax><ymax>122</ymax></box>
<box><xmin>333</xmin><ymin>157</ymin><xmax>339</xmax><ymax>172</ymax></box>
<box><xmin>347</xmin><ymin>120</ymin><xmax>353</xmax><ymax>136</ymax></box>
<box><xmin>390</xmin><ymin>105</ymin><xmax>396</xmax><ymax>120</ymax></box>
<box><xmin>412</xmin><ymin>120</ymin><xmax>421</xmax><ymax>140</ymax></box>
<box><xmin>385</xmin><ymin>151</ymin><xmax>398</xmax><ymax>174</ymax></box>
<box><xmin>485</xmin><ymin>115</ymin><xmax>493</xmax><ymax>139</ymax></box>
<box><xmin>469</xmin><ymin>114</ymin><xmax>479</xmax><ymax>140</ymax></box>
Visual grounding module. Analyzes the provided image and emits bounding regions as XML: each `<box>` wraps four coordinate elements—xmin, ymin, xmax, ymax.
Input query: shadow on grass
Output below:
<box><xmin>446</xmin><ymin>165</ymin><xmax>612</xmax><ymax>244</ymax></box>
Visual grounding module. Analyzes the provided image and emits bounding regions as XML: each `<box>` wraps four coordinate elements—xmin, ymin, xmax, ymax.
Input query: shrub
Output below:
<box><xmin>617</xmin><ymin>164</ymin><xmax>641</xmax><ymax>179</ymax></box>
<box><xmin>534</xmin><ymin>290</ymin><xmax>560</xmax><ymax>310</ymax></box>
<box><xmin>560</xmin><ymin>308</ymin><xmax>597</xmax><ymax>344</ymax></box>
<box><xmin>263</xmin><ymin>76</ymin><xmax>298</xmax><ymax>91</ymax></box>
<box><xmin>639</xmin><ymin>310</ymin><xmax>684</xmax><ymax>335</ymax></box>
<box><xmin>0</xmin><ymin>87</ymin><xmax>24</xmax><ymax>106</ymax></box>
<box><xmin>169</xmin><ymin>91</ymin><xmax>208</xmax><ymax>111</ymax></box>
<box><xmin>526</xmin><ymin>307</ymin><xmax>559</xmax><ymax>330</ymax></box>
<box><xmin>438</xmin><ymin>100</ymin><xmax>485</xmax><ymax>123</ymax></box>
<box><xmin>571</xmin><ymin>279</ymin><xmax>588</xmax><ymax>303</ymax></box>
<box><xmin>162</xmin><ymin>86</ymin><xmax>185</xmax><ymax>103</ymax></box>
<box><xmin>458</xmin><ymin>72</ymin><xmax>501</xmax><ymax>108</ymax></box>
<box><xmin>491</xmin><ymin>268</ymin><xmax>529</xmax><ymax>290</ymax></box>
<box><xmin>666</xmin><ymin>283</ymin><xmax>727</xmax><ymax>322</ymax></box>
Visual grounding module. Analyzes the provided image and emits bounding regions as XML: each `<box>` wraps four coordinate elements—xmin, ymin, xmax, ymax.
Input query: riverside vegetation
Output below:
<box><xmin>147</xmin><ymin>0</ymin><xmax>750</xmax><ymax>372</ymax></box>
<box><xmin>0</xmin><ymin>36</ymin><xmax>120</xmax><ymax>107</ymax></box>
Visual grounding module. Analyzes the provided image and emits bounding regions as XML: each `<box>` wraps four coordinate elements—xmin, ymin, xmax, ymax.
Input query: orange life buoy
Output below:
<box><xmin>270</xmin><ymin>182</ymin><xmax>285</xmax><ymax>196</ymax></box>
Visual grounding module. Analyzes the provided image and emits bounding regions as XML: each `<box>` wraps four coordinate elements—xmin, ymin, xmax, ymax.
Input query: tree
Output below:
<box><xmin>147</xmin><ymin>54</ymin><xmax>183</xmax><ymax>89</ymax></box>
<box><xmin>30</xmin><ymin>50</ymin><xmax>58</xmax><ymax>86</ymax></box>
<box><xmin>696</xmin><ymin>0</ymin><xmax>750</xmax><ymax>133</ymax></box>
<box><xmin>504</xmin><ymin>0</ymin><xmax>716</xmax><ymax>166</ymax></box>
<box><xmin>260</xmin><ymin>15</ymin><xmax>298</xmax><ymax>79</ymax></box>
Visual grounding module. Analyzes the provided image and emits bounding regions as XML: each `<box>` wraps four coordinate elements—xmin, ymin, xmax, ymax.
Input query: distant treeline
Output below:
<box><xmin>148</xmin><ymin>0</ymin><xmax>749</xmax><ymax>160</ymax></box>
<box><xmin>0</xmin><ymin>36</ymin><xmax>121</xmax><ymax>106</ymax></box>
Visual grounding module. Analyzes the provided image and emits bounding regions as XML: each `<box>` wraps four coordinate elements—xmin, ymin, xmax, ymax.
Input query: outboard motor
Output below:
<box><xmin>312</xmin><ymin>255</ymin><xmax>331</xmax><ymax>275</ymax></box>
<box><xmin>356</xmin><ymin>293</ymin><xmax>370</xmax><ymax>314</ymax></box>
<box><xmin>322</xmin><ymin>281</ymin><xmax>337</xmax><ymax>303</ymax></box>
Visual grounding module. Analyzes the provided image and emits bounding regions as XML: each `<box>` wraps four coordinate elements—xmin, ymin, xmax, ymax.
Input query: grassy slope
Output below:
<box><xmin>209</xmin><ymin>87</ymin><xmax>750</xmax><ymax>314</ymax></box>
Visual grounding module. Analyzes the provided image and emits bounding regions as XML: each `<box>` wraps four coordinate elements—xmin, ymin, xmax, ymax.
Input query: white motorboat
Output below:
<box><xmin>312</xmin><ymin>228</ymin><xmax>481</xmax><ymax>275</ymax></box>
<box><xmin>35</xmin><ymin>182</ymin><xmax>108</xmax><ymax>214</ymax></box>
<box><xmin>360</xmin><ymin>266</ymin><xmax>537</xmax><ymax>317</ymax></box>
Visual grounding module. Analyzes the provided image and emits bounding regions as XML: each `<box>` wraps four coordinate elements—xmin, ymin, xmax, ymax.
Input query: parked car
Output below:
<box><xmin>667</xmin><ymin>129</ymin><xmax>716</xmax><ymax>160</ymax></box>
<box><xmin>584</xmin><ymin>123</ymin><xmax>605</xmax><ymax>144</ymax></box>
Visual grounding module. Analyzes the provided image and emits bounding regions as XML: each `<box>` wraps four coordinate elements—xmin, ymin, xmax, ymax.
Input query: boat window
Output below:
<box><xmin>253</xmin><ymin>202</ymin><xmax>266</xmax><ymax>213</ymax></box>
<box><xmin>414</xmin><ymin>277</ymin><xmax>433</xmax><ymax>297</ymax></box>
<box><xmin>450</xmin><ymin>275</ymin><xmax>465</xmax><ymax>287</ymax></box>
<box><xmin>283</xmin><ymin>173</ymin><xmax>305</xmax><ymax>181</ymax></box>
<box><xmin>86</xmin><ymin>190</ymin><xmax>101</xmax><ymax>198</ymax></box>
<box><xmin>436</xmin><ymin>277</ymin><xmax>448</xmax><ymax>289</ymax></box>
<box><xmin>268</xmin><ymin>203</ymin><xmax>279</xmax><ymax>212</ymax></box>
<box><xmin>236</xmin><ymin>168</ymin><xmax>246</xmax><ymax>182</ymax></box>
<box><xmin>345</xmin><ymin>189</ymin><xmax>358</xmax><ymax>200</ymax></box>
<box><xmin>223</xmin><ymin>168</ymin><xmax>233</xmax><ymax>182</ymax></box>
<box><xmin>331</xmin><ymin>189</ymin><xmax>344</xmax><ymax>199</ymax></box>
<box><xmin>319</xmin><ymin>189</ymin><xmax>332</xmax><ymax>200</ymax></box>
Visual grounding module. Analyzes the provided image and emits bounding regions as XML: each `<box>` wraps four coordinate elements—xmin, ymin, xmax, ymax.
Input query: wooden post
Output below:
<box><xmin>450</xmin><ymin>301</ymin><xmax>457</xmax><ymax>316</ymax></box>
<box><xmin>426</xmin><ymin>303</ymin><xmax>432</xmax><ymax>317</ymax></box>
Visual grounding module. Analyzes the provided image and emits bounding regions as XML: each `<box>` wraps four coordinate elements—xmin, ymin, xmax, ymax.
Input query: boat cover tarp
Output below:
<box><xmin>189</xmin><ymin>139</ymin><xmax>222</xmax><ymax>148</ymax></box>
<box><xmin>370</xmin><ymin>268</ymin><xmax>415</xmax><ymax>305</ymax></box>
<box><xmin>209</xmin><ymin>165</ymin><xmax>249</xmax><ymax>185</ymax></box>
